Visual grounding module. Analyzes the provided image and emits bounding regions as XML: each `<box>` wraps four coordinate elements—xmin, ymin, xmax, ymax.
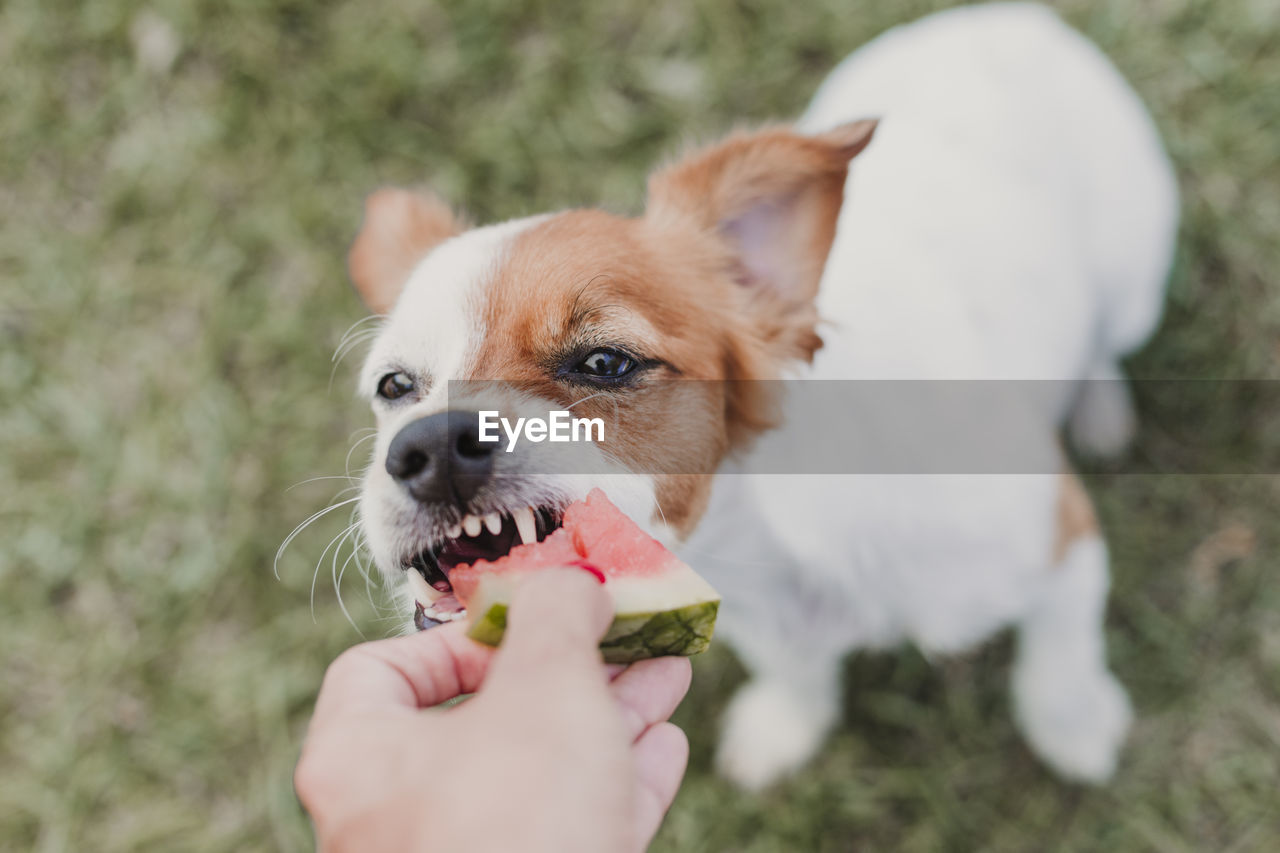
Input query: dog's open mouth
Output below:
<box><xmin>404</xmin><ymin>505</ymin><xmax>563</xmax><ymax>628</ymax></box>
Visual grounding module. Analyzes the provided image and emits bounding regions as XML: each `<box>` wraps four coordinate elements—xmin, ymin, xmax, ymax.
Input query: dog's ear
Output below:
<box><xmin>348</xmin><ymin>188</ymin><xmax>463</xmax><ymax>314</ymax></box>
<box><xmin>645</xmin><ymin>120</ymin><xmax>876</xmax><ymax>360</ymax></box>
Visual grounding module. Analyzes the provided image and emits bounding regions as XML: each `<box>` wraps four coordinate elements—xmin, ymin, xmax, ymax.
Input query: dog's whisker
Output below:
<box><xmin>337</xmin><ymin>312</ymin><xmax>381</xmax><ymax>337</ymax></box>
<box><xmin>332</xmin><ymin>314</ymin><xmax>383</xmax><ymax>360</ymax></box>
<box><xmin>311</xmin><ymin>519</ymin><xmax>361</xmax><ymax>625</ymax></box>
<box><xmin>309</xmin><ymin>514</ymin><xmax>355</xmax><ymax>607</ymax></box>
<box><xmin>333</xmin><ymin>508</ymin><xmax>397</xmax><ymax>632</ymax></box>
<box><xmin>329</xmin><ymin>317</ymin><xmax>386</xmax><ymax>392</ymax></box>
<box><xmin>651</xmin><ymin>491</ymin><xmax>670</xmax><ymax>530</ymax></box>
<box><xmin>334</xmin><ymin>333</ymin><xmax>379</xmax><ymax>363</ymax></box>
<box><xmin>330</xmin><ymin>340</ymin><xmax>381</xmax><ymax>383</ymax></box>
<box><xmin>332</xmin><ymin>523</ymin><xmax>366</xmax><ymax>638</ymax></box>
<box><xmin>338</xmin><ymin>315</ymin><xmax>382</xmax><ymax>344</ymax></box>
<box><xmin>354</xmin><ymin>531</ymin><xmax>378</xmax><ymax>590</ymax></box>
<box><xmin>353</xmin><ymin>528</ymin><xmax>382</xmax><ymax>609</ymax></box>
<box><xmin>345</xmin><ymin>431</ymin><xmax>380</xmax><ymax>480</ymax></box>
<box><xmin>275</xmin><ymin>496</ymin><xmax>362</xmax><ymax>580</ymax></box>
<box><xmin>564</xmin><ymin>390</ymin><xmax>611</xmax><ymax>410</ymax></box>
<box><xmin>332</xmin><ymin>330</ymin><xmax>382</xmax><ymax>366</ymax></box>
<box><xmin>285</xmin><ymin>474</ymin><xmax>358</xmax><ymax>492</ymax></box>
<box><xmin>343</xmin><ymin>511</ymin><xmax>374</xmax><ymax>586</ymax></box>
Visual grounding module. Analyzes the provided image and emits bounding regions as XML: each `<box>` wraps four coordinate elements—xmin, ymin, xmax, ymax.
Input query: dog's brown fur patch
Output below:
<box><xmin>1053</xmin><ymin>471</ymin><xmax>1099</xmax><ymax>563</ymax></box>
<box><xmin>466</xmin><ymin>210</ymin><xmax>739</xmax><ymax>535</ymax></box>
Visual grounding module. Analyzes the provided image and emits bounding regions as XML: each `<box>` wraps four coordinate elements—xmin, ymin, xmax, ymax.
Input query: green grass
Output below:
<box><xmin>2</xmin><ymin>0</ymin><xmax>1278</xmax><ymax>849</ymax></box>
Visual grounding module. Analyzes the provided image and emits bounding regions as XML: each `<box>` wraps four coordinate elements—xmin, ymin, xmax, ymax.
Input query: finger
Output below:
<box><xmin>485</xmin><ymin>568</ymin><xmax>613</xmax><ymax>690</ymax></box>
<box><xmin>630</xmin><ymin>722</ymin><xmax>690</xmax><ymax>852</ymax></box>
<box><xmin>609</xmin><ymin>656</ymin><xmax>692</xmax><ymax>742</ymax></box>
<box><xmin>312</xmin><ymin>623</ymin><xmax>495</xmax><ymax>724</ymax></box>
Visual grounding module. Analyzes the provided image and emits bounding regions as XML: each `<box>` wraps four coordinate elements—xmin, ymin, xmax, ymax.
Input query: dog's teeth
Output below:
<box><xmin>463</xmin><ymin>515</ymin><xmax>482</xmax><ymax>537</ymax></box>
<box><xmin>407</xmin><ymin>571</ymin><xmax>444</xmax><ymax>604</ymax></box>
<box><xmin>513</xmin><ymin>506</ymin><xmax>537</xmax><ymax>546</ymax></box>
<box><xmin>484</xmin><ymin>513</ymin><xmax>503</xmax><ymax>535</ymax></box>
<box><xmin>447</xmin><ymin>523</ymin><xmax>462</xmax><ymax>539</ymax></box>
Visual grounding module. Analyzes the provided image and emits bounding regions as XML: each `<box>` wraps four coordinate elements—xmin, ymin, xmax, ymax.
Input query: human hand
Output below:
<box><xmin>294</xmin><ymin>569</ymin><xmax>693</xmax><ymax>852</ymax></box>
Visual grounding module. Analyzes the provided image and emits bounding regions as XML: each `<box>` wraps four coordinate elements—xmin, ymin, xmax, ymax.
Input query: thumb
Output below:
<box><xmin>483</xmin><ymin>567</ymin><xmax>613</xmax><ymax>691</ymax></box>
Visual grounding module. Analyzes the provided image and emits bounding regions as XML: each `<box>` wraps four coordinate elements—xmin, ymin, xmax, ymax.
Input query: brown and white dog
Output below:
<box><xmin>345</xmin><ymin>4</ymin><xmax>1177</xmax><ymax>789</ymax></box>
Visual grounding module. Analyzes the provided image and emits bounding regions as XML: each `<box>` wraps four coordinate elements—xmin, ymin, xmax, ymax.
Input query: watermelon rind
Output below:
<box><xmin>597</xmin><ymin>600</ymin><xmax>719</xmax><ymax>662</ymax></box>
<box><xmin>467</xmin><ymin>599</ymin><xmax>719</xmax><ymax>664</ymax></box>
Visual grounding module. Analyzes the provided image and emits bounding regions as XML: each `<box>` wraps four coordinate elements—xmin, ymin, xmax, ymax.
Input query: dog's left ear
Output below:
<box><xmin>645</xmin><ymin>120</ymin><xmax>876</xmax><ymax>359</ymax></box>
<box><xmin>348</xmin><ymin>188</ymin><xmax>464</xmax><ymax>314</ymax></box>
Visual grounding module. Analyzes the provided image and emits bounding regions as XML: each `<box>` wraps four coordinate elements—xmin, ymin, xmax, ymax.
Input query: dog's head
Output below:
<box><xmin>348</xmin><ymin>122</ymin><xmax>875</xmax><ymax>618</ymax></box>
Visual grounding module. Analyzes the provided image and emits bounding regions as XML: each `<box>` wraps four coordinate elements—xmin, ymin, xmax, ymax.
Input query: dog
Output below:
<box><xmin>344</xmin><ymin>3</ymin><xmax>1177</xmax><ymax>790</ymax></box>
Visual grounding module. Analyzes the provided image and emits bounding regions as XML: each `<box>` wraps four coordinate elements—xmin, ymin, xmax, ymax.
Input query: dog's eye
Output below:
<box><xmin>377</xmin><ymin>372</ymin><xmax>415</xmax><ymax>400</ymax></box>
<box><xmin>575</xmin><ymin>349</ymin><xmax>635</xmax><ymax>379</ymax></box>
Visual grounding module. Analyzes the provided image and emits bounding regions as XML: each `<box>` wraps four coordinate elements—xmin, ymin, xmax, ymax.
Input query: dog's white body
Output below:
<box><xmin>685</xmin><ymin>4</ymin><xmax>1177</xmax><ymax>788</ymax></box>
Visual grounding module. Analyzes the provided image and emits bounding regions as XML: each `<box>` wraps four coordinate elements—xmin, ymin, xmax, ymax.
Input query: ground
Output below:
<box><xmin>2</xmin><ymin>0</ymin><xmax>1278</xmax><ymax>849</ymax></box>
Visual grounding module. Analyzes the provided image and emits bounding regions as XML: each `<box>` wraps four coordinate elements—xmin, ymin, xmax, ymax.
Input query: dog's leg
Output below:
<box><xmin>1011</xmin><ymin>534</ymin><xmax>1132</xmax><ymax>782</ymax></box>
<box><xmin>1067</xmin><ymin>359</ymin><xmax>1136</xmax><ymax>459</ymax></box>
<box><xmin>715</xmin><ymin>654</ymin><xmax>843</xmax><ymax>791</ymax></box>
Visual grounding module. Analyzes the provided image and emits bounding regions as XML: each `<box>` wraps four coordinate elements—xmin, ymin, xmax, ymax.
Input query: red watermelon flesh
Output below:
<box><xmin>442</xmin><ymin>489</ymin><xmax>720</xmax><ymax>662</ymax></box>
<box><xmin>449</xmin><ymin>488</ymin><xmax>678</xmax><ymax>603</ymax></box>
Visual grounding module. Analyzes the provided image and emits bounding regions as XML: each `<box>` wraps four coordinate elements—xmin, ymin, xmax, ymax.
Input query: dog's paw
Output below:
<box><xmin>715</xmin><ymin>680</ymin><xmax>834</xmax><ymax>792</ymax></box>
<box><xmin>1013</xmin><ymin>665</ymin><xmax>1133</xmax><ymax>784</ymax></box>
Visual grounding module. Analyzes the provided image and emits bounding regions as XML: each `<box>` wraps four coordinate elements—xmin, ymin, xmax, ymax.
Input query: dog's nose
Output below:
<box><xmin>385</xmin><ymin>410</ymin><xmax>495</xmax><ymax>506</ymax></box>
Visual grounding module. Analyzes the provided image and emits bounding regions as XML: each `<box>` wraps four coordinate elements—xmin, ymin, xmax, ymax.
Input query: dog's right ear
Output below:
<box><xmin>348</xmin><ymin>188</ymin><xmax>463</xmax><ymax>314</ymax></box>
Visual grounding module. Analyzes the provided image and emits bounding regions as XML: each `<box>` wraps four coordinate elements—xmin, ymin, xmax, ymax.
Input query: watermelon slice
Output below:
<box><xmin>408</xmin><ymin>489</ymin><xmax>719</xmax><ymax>663</ymax></box>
